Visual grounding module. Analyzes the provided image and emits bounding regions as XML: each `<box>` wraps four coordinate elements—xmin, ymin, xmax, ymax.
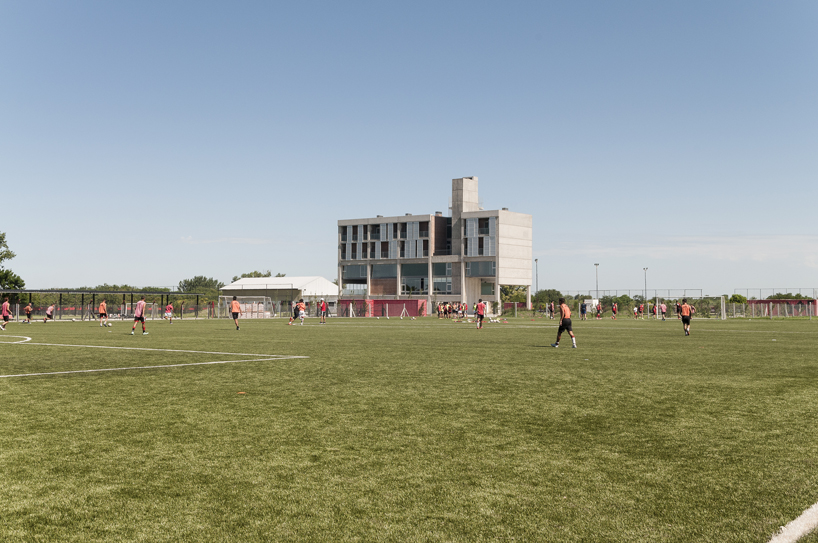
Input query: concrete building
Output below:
<box><xmin>337</xmin><ymin>177</ymin><xmax>532</xmax><ymax>311</ymax></box>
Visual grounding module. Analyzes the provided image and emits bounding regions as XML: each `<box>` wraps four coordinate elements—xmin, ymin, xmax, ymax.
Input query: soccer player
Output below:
<box><xmin>319</xmin><ymin>298</ymin><xmax>328</xmax><ymax>324</ymax></box>
<box><xmin>1</xmin><ymin>297</ymin><xmax>10</xmax><ymax>330</ymax></box>
<box><xmin>24</xmin><ymin>301</ymin><xmax>32</xmax><ymax>324</ymax></box>
<box><xmin>551</xmin><ymin>297</ymin><xmax>577</xmax><ymax>348</ymax></box>
<box><xmin>164</xmin><ymin>301</ymin><xmax>174</xmax><ymax>324</ymax></box>
<box><xmin>611</xmin><ymin>302</ymin><xmax>618</xmax><ymax>320</ymax></box>
<box><xmin>230</xmin><ymin>296</ymin><xmax>242</xmax><ymax>330</ymax></box>
<box><xmin>580</xmin><ymin>302</ymin><xmax>587</xmax><ymax>320</ymax></box>
<box><xmin>680</xmin><ymin>298</ymin><xmax>692</xmax><ymax>336</ymax></box>
<box><xmin>99</xmin><ymin>299</ymin><xmax>108</xmax><ymax>327</ymax></box>
<box><xmin>476</xmin><ymin>298</ymin><xmax>485</xmax><ymax>329</ymax></box>
<box><xmin>44</xmin><ymin>303</ymin><xmax>55</xmax><ymax>323</ymax></box>
<box><xmin>660</xmin><ymin>302</ymin><xmax>667</xmax><ymax>321</ymax></box>
<box><xmin>130</xmin><ymin>296</ymin><xmax>148</xmax><ymax>335</ymax></box>
<box><xmin>638</xmin><ymin>303</ymin><xmax>644</xmax><ymax>319</ymax></box>
<box><xmin>288</xmin><ymin>300</ymin><xmax>298</xmax><ymax>325</ymax></box>
<box><xmin>297</xmin><ymin>298</ymin><xmax>306</xmax><ymax>325</ymax></box>
<box><xmin>676</xmin><ymin>302</ymin><xmax>682</xmax><ymax>319</ymax></box>
<box><xmin>596</xmin><ymin>302</ymin><xmax>602</xmax><ymax>320</ymax></box>
<box><xmin>633</xmin><ymin>306</ymin><xmax>638</xmax><ymax>319</ymax></box>
<box><xmin>549</xmin><ymin>301</ymin><xmax>555</xmax><ymax>320</ymax></box>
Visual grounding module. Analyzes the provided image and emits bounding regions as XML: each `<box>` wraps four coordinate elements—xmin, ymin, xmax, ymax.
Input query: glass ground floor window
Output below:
<box><xmin>433</xmin><ymin>277</ymin><xmax>452</xmax><ymax>294</ymax></box>
<box><xmin>401</xmin><ymin>277</ymin><xmax>428</xmax><ymax>295</ymax></box>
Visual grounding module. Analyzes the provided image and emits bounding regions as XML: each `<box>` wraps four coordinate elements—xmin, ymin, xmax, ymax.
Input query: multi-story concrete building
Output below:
<box><xmin>337</xmin><ymin>177</ymin><xmax>532</xmax><ymax>311</ymax></box>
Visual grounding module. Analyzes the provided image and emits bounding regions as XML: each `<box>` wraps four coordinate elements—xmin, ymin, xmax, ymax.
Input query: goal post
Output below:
<box><xmin>218</xmin><ymin>296</ymin><xmax>275</xmax><ymax>318</ymax></box>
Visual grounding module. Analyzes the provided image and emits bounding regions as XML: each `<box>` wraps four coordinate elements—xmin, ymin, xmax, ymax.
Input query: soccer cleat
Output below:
<box><xmin>551</xmin><ymin>343</ymin><xmax>559</xmax><ymax>348</ymax></box>
<box><xmin>130</xmin><ymin>331</ymin><xmax>135</xmax><ymax>335</ymax></box>
<box><xmin>236</xmin><ymin>326</ymin><xmax>240</xmax><ymax>330</ymax></box>
<box><xmin>143</xmin><ymin>331</ymin><xmax>148</xmax><ymax>335</ymax></box>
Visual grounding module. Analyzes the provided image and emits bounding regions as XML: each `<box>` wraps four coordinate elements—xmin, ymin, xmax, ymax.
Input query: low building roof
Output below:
<box><xmin>221</xmin><ymin>276</ymin><xmax>339</xmax><ymax>297</ymax></box>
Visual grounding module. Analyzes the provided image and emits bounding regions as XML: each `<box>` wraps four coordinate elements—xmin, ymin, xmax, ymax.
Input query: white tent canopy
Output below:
<box><xmin>221</xmin><ymin>276</ymin><xmax>339</xmax><ymax>301</ymax></box>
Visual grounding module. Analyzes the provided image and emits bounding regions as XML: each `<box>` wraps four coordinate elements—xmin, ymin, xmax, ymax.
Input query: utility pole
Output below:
<box><xmin>535</xmin><ymin>259</ymin><xmax>538</xmax><ymax>294</ymax></box>
<box><xmin>643</xmin><ymin>267</ymin><xmax>648</xmax><ymax>304</ymax></box>
<box><xmin>594</xmin><ymin>263</ymin><xmax>599</xmax><ymax>301</ymax></box>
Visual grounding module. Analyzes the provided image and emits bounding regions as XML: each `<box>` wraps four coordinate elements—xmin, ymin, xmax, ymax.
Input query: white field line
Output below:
<box><xmin>0</xmin><ymin>356</ymin><xmax>306</xmax><ymax>379</ymax></box>
<box><xmin>10</xmin><ymin>342</ymin><xmax>294</xmax><ymax>358</ymax></box>
<box><xmin>768</xmin><ymin>502</ymin><xmax>818</xmax><ymax>543</ymax></box>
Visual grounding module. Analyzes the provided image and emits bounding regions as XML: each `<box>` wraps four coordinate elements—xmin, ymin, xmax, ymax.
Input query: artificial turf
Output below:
<box><xmin>1</xmin><ymin>316</ymin><xmax>816</xmax><ymax>542</ymax></box>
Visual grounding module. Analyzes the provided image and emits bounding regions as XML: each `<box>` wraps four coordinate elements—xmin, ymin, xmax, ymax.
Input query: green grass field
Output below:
<box><xmin>1</xmin><ymin>316</ymin><xmax>817</xmax><ymax>542</ymax></box>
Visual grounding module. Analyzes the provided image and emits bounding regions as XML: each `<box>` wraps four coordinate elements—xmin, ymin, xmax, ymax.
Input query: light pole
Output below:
<box><xmin>643</xmin><ymin>267</ymin><xmax>648</xmax><ymax>305</ymax></box>
<box><xmin>535</xmin><ymin>259</ymin><xmax>538</xmax><ymax>294</ymax></box>
<box><xmin>594</xmin><ymin>263</ymin><xmax>599</xmax><ymax>301</ymax></box>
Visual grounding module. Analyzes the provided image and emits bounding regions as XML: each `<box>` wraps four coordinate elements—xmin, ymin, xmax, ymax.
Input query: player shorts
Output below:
<box><xmin>2</xmin><ymin>315</ymin><xmax>8</xmax><ymax>322</ymax></box>
<box><xmin>558</xmin><ymin>317</ymin><xmax>573</xmax><ymax>334</ymax></box>
<box><xmin>477</xmin><ymin>314</ymin><xmax>484</xmax><ymax>322</ymax></box>
<box><xmin>45</xmin><ymin>314</ymin><xmax>53</xmax><ymax>320</ymax></box>
<box><xmin>26</xmin><ymin>312</ymin><xmax>31</xmax><ymax>319</ymax></box>
<box><xmin>99</xmin><ymin>313</ymin><xmax>107</xmax><ymax>319</ymax></box>
<box><xmin>134</xmin><ymin>316</ymin><xmax>145</xmax><ymax>323</ymax></box>
<box><xmin>319</xmin><ymin>310</ymin><xmax>327</xmax><ymax>317</ymax></box>
<box><xmin>299</xmin><ymin>310</ymin><xmax>305</xmax><ymax>318</ymax></box>
<box><xmin>232</xmin><ymin>312</ymin><xmax>239</xmax><ymax>319</ymax></box>
<box><xmin>164</xmin><ymin>312</ymin><xmax>172</xmax><ymax>318</ymax></box>
<box><xmin>681</xmin><ymin>315</ymin><xmax>691</xmax><ymax>325</ymax></box>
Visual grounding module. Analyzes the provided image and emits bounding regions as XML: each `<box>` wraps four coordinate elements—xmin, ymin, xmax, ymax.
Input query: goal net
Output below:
<box><xmin>218</xmin><ymin>296</ymin><xmax>275</xmax><ymax>318</ymax></box>
<box><xmin>123</xmin><ymin>302</ymin><xmax>158</xmax><ymax>319</ymax></box>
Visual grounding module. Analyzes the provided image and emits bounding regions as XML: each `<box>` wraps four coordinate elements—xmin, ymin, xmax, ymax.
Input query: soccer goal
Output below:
<box><xmin>218</xmin><ymin>296</ymin><xmax>275</xmax><ymax>318</ymax></box>
<box><xmin>123</xmin><ymin>302</ymin><xmax>158</xmax><ymax>319</ymax></box>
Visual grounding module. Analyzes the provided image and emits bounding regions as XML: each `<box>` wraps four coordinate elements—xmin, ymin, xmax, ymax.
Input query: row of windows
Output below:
<box><xmin>343</xmin><ymin>262</ymin><xmax>495</xmax><ymax>280</ymax></box>
<box><xmin>340</xmin><ymin>222</ymin><xmax>430</xmax><ymax>242</ymax></box>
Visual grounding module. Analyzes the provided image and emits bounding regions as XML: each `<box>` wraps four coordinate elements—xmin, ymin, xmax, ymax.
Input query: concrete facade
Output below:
<box><xmin>337</xmin><ymin>177</ymin><xmax>533</xmax><ymax>312</ymax></box>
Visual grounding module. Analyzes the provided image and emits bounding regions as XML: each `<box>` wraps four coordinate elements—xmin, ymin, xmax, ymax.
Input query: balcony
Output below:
<box><xmin>399</xmin><ymin>231</ymin><xmax>407</xmax><ymax>239</ymax></box>
<box><xmin>341</xmin><ymin>235</ymin><xmax>347</xmax><ymax>242</ymax></box>
<box><xmin>399</xmin><ymin>251</ymin><xmax>405</xmax><ymax>258</ymax></box>
<box><xmin>381</xmin><ymin>251</ymin><xmax>389</xmax><ymax>258</ymax></box>
<box><xmin>478</xmin><ymin>228</ymin><xmax>490</xmax><ymax>235</ymax></box>
<box><xmin>340</xmin><ymin>253</ymin><xmax>347</xmax><ymax>260</ymax></box>
<box><xmin>422</xmin><ymin>250</ymin><xmax>429</xmax><ymax>257</ymax></box>
<box><xmin>351</xmin><ymin>235</ymin><xmax>359</xmax><ymax>242</ymax></box>
<box><xmin>419</xmin><ymin>230</ymin><xmax>429</xmax><ymax>238</ymax></box>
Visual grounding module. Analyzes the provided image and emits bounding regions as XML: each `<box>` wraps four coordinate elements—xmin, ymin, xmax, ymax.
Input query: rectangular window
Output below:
<box><xmin>481</xmin><ymin>282</ymin><xmax>495</xmax><ymax>296</ymax></box>
<box><xmin>401</xmin><ymin>277</ymin><xmax>428</xmax><ymax>295</ymax></box>
<box><xmin>401</xmin><ymin>263</ymin><xmax>427</xmax><ymax>276</ymax></box>
<box><xmin>381</xmin><ymin>241</ymin><xmax>389</xmax><ymax>259</ymax></box>
<box><xmin>343</xmin><ymin>265</ymin><xmax>367</xmax><ymax>279</ymax></box>
<box><xmin>433</xmin><ymin>277</ymin><xmax>452</xmax><ymax>294</ymax></box>
<box><xmin>466</xmin><ymin>261</ymin><xmax>496</xmax><ymax>277</ymax></box>
<box><xmin>432</xmin><ymin>263</ymin><xmax>452</xmax><ymax>276</ymax></box>
<box><xmin>371</xmin><ymin>225</ymin><xmax>380</xmax><ymax>239</ymax></box>
<box><xmin>372</xmin><ymin>264</ymin><xmax>397</xmax><ymax>278</ymax></box>
<box><xmin>478</xmin><ymin>218</ymin><xmax>490</xmax><ymax>236</ymax></box>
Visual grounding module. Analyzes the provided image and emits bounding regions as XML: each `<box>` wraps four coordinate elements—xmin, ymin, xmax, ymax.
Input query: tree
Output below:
<box><xmin>231</xmin><ymin>270</ymin><xmax>272</xmax><ymax>282</ymax></box>
<box><xmin>178</xmin><ymin>276</ymin><xmax>225</xmax><ymax>293</ymax></box>
<box><xmin>275</xmin><ymin>273</ymin><xmax>286</xmax><ymax>277</ymax></box>
<box><xmin>501</xmin><ymin>285</ymin><xmax>527</xmax><ymax>303</ymax></box>
<box><xmin>532</xmin><ymin>289</ymin><xmax>562</xmax><ymax>306</ymax></box>
<box><xmin>728</xmin><ymin>294</ymin><xmax>747</xmax><ymax>304</ymax></box>
<box><xmin>0</xmin><ymin>232</ymin><xmax>15</xmax><ymax>267</ymax></box>
<box><xmin>0</xmin><ymin>232</ymin><xmax>24</xmax><ymax>301</ymax></box>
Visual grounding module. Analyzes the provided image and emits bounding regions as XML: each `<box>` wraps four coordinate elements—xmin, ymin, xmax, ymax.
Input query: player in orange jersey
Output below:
<box><xmin>99</xmin><ymin>299</ymin><xmax>108</xmax><ymax>327</ymax></box>
<box><xmin>230</xmin><ymin>296</ymin><xmax>242</xmax><ymax>330</ymax></box>
<box><xmin>680</xmin><ymin>298</ymin><xmax>692</xmax><ymax>336</ymax></box>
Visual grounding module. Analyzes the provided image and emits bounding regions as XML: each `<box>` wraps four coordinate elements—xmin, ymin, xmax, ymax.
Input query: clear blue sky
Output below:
<box><xmin>2</xmin><ymin>1</ymin><xmax>816</xmax><ymax>295</ymax></box>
